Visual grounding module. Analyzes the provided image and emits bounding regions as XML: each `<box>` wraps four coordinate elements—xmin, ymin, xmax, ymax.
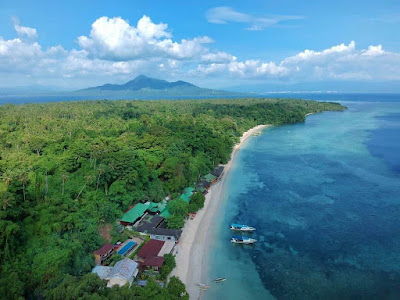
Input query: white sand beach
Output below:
<box><xmin>170</xmin><ymin>124</ymin><xmax>269</xmax><ymax>299</ymax></box>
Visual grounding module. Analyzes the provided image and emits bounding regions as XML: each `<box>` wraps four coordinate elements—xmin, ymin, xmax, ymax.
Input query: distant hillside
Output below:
<box><xmin>73</xmin><ymin>75</ymin><xmax>247</xmax><ymax>99</ymax></box>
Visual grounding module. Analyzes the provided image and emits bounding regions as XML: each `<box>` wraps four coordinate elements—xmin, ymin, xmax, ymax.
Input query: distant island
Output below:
<box><xmin>0</xmin><ymin>76</ymin><xmax>249</xmax><ymax>104</ymax></box>
<box><xmin>72</xmin><ymin>75</ymin><xmax>248</xmax><ymax>99</ymax></box>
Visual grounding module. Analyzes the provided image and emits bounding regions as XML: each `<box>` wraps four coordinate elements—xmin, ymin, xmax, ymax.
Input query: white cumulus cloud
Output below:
<box><xmin>194</xmin><ymin>41</ymin><xmax>400</xmax><ymax>82</ymax></box>
<box><xmin>78</xmin><ymin>16</ymin><xmax>212</xmax><ymax>60</ymax></box>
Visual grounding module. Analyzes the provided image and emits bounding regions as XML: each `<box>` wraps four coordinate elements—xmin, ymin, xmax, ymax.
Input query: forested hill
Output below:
<box><xmin>0</xmin><ymin>98</ymin><xmax>346</xmax><ymax>299</ymax></box>
<box><xmin>71</xmin><ymin>75</ymin><xmax>246</xmax><ymax>99</ymax></box>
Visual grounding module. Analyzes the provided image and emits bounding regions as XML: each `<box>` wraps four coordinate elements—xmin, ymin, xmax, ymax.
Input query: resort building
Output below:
<box><xmin>211</xmin><ymin>166</ymin><xmax>224</xmax><ymax>179</ymax></box>
<box><xmin>137</xmin><ymin>239</ymin><xmax>165</xmax><ymax>261</ymax></box>
<box><xmin>120</xmin><ymin>200</ymin><xmax>169</xmax><ymax>226</ymax></box>
<box><xmin>93</xmin><ymin>243</ymin><xmax>114</xmax><ymax>265</ymax></box>
<box><xmin>136</xmin><ymin>215</ymin><xmax>182</xmax><ymax>242</ymax></box>
<box><xmin>136</xmin><ymin>239</ymin><xmax>175</xmax><ymax>272</ymax></box>
<box><xmin>178</xmin><ymin>187</ymin><xmax>195</xmax><ymax>203</ymax></box>
<box><xmin>196</xmin><ymin>180</ymin><xmax>211</xmax><ymax>193</ymax></box>
<box><xmin>120</xmin><ymin>203</ymin><xmax>149</xmax><ymax>226</ymax></box>
<box><xmin>142</xmin><ymin>256</ymin><xmax>164</xmax><ymax>272</ymax></box>
<box><xmin>203</xmin><ymin>173</ymin><xmax>217</xmax><ymax>184</ymax></box>
<box><xmin>91</xmin><ymin>258</ymin><xmax>139</xmax><ymax>287</ymax></box>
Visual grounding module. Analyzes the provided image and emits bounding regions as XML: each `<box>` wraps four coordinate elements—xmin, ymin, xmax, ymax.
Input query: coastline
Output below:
<box><xmin>170</xmin><ymin>124</ymin><xmax>269</xmax><ymax>299</ymax></box>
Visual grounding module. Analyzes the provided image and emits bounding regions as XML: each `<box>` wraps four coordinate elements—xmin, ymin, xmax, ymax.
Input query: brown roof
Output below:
<box><xmin>137</xmin><ymin>239</ymin><xmax>165</xmax><ymax>259</ymax></box>
<box><xmin>143</xmin><ymin>256</ymin><xmax>164</xmax><ymax>268</ymax></box>
<box><xmin>94</xmin><ymin>243</ymin><xmax>113</xmax><ymax>255</ymax></box>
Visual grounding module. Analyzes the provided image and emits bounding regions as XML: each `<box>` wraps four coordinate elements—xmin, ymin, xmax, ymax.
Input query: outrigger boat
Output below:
<box><xmin>230</xmin><ymin>223</ymin><xmax>256</xmax><ymax>232</ymax></box>
<box><xmin>231</xmin><ymin>235</ymin><xmax>257</xmax><ymax>244</ymax></box>
<box><xmin>197</xmin><ymin>283</ymin><xmax>211</xmax><ymax>289</ymax></box>
<box><xmin>213</xmin><ymin>277</ymin><xmax>226</xmax><ymax>283</ymax></box>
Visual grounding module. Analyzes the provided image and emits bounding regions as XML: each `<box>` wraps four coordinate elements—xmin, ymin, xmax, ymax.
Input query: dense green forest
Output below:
<box><xmin>0</xmin><ymin>98</ymin><xmax>346</xmax><ymax>299</ymax></box>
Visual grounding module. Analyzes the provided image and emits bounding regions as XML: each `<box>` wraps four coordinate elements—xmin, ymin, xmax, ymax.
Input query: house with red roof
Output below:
<box><xmin>94</xmin><ymin>243</ymin><xmax>114</xmax><ymax>265</ymax></box>
<box><xmin>137</xmin><ymin>239</ymin><xmax>164</xmax><ymax>261</ymax></box>
<box><xmin>143</xmin><ymin>256</ymin><xmax>164</xmax><ymax>271</ymax></box>
<box><xmin>137</xmin><ymin>239</ymin><xmax>175</xmax><ymax>272</ymax></box>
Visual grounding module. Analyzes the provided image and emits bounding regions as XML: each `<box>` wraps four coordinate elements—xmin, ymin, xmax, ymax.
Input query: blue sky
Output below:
<box><xmin>1</xmin><ymin>0</ymin><xmax>400</xmax><ymax>92</ymax></box>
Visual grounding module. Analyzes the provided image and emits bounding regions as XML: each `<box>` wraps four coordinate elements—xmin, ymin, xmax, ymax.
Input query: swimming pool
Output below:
<box><xmin>118</xmin><ymin>241</ymin><xmax>136</xmax><ymax>256</ymax></box>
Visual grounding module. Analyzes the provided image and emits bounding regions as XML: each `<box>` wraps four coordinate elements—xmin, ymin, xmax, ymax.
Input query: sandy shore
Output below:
<box><xmin>170</xmin><ymin>124</ymin><xmax>269</xmax><ymax>299</ymax></box>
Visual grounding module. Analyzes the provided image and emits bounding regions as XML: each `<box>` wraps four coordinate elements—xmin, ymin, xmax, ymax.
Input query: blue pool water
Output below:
<box><xmin>205</xmin><ymin>96</ymin><xmax>400</xmax><ymax>299</ymax></box>
<box><xmin>118</xmin><ymin>241</ymin><xmax>136</xmax><ymax>256</ymax></box>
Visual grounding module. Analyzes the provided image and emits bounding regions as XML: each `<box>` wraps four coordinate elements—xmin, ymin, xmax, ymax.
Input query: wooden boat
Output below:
<box><xmin>231</xmin><ymin>235</ymin><xmax>257</xmax><ymax>244</ymax></box>
<box><xmin>230</xmin><ymin>223</ymin><xmax>256</xmax><ymax>232</ymax></box>
<box><xmin>197</xmin><ymin>283</ymin><xmax>211</xmax><ymax>289</ymax></box>
<box><xmin>213</xmin><ymin>277</ymin><xmax>226</xmax><ymax>283</ymax></box>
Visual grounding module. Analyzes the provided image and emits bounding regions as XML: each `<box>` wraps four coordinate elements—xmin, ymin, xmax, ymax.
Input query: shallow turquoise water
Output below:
<box><xmin>205</xmin><ymin>99</ymin><xmax>400</xmax><ymax>299</ymax></box>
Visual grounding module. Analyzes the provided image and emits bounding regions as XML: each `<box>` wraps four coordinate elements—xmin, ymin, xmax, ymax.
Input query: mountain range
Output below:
<box><xmin>72</xmin><ymin>75</ymin><xmax>247</xmax><ymax>99</ymax></box>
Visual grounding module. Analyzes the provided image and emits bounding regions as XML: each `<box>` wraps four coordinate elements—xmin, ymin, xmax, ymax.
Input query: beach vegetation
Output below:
<box><xmin>160</xmin><ymin>253</ymin><xmax>176</xmax><ymax>280</ymax></box>
<box><xmin>188</xmin><ymin>192</ymin><xmax>205</xmax><ymax>212</ymax></box>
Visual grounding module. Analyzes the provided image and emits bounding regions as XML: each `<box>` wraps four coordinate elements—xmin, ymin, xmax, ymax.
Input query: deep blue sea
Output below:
<box><xmin>204</xmin><ymin>94</ymin><xmax>400</xmax><ymax>299</ymax></box>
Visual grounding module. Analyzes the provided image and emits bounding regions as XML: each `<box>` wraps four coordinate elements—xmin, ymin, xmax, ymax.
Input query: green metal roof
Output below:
<box><xmin>179</xmin><ymin>187</ymin><xmax>195</xmax><ymax>203</ymax></box>
<box><xmin>184</xmin><ymin>187</ymin><xmax>195</xmax><ymax>194</ymax></box>
<box><xmin>147</xmin><ymin>202</ymin><xmax>159</xmax><ymax>213</ymax></box>
<box><xmin>179</xmin><ymin>193</ymin><xmax>191</xmax><ymax>203</ymax></box>
<box><xmin>157</xmin><ymin>200</ymin><xmax>167</xmax><ymax>212</ymax></box>
<box><xmin>121</xmin><ymin>203</ymin><xmax>148</xmax><ymax>223</ymax></box>
<box><xmin>204</xmin><ymin>173</ymin><xmax>217</xmax><ymax>182</ymax></box>
<box><xmin>160</xmin><ymin>208</ymin><xmax>171</xmax><ymax>218</ymax></box>
<box><xmin>196</xmin><ymin>187</ymin><xmax>206</xmax><ymax>193</ymax></box>
<box><xmin>147</xmin><ymin>200</ymin><xmax>168</xmax><ymax>213</ymax></box>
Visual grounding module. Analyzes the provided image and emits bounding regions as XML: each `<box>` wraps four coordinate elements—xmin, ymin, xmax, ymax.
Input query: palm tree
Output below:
<box><xmin>61</xmin><ymin>173</ymin><xmax>68</xmax><ymax>196</ymax></box>
<box><xmin>76</xmin><ymin>174</ymin><xmax>94</xmax><ymax>200</ymax></box>
<box><xmin>1</xmin><ymin>192</ymin><xmax>15</xmax><ymax>211</ymax></box>
<box><xmin>1</xmin><ymin>169</ymin><xmax>14</xmax><ymax>187</ymax></box>
<box><xmin>96</xmin><ymin>165</ymin><xmax>105</xmax><ymax>191</ymax></box>
<box><xmin>19</xmin><ymin>171</ymin><xmax>29</xmax><ymax>202</ymax></box>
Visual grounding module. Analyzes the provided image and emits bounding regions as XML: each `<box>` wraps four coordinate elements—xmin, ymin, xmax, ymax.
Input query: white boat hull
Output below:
<box><xmin>231</xmin><ymin>238</ymin><xmax>257</xmax><ymax>244</ymax></box>
<box><xmin>230</xmin><ymin>227</ymin><xmax>256</xmax><ymax>232</ymax></box>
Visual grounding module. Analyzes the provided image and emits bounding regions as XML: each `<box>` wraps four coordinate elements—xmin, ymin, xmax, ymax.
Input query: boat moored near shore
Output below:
<box><xmin>231</xmin><ymin>235</ymin><xmax>257</xmax><ymax>244</ymax></box>
<box><xmin>230</xmin><ymin>223</ymin><xmax>256</xmax><ymax>232</ymax></box>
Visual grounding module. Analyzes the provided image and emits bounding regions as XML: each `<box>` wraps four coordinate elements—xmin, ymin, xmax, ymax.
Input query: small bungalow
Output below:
<box><xmin>160</xmin><ymin>207</ymin><xmax>171</xmax><ymax>218</ymax></box>
<box><xmin>136</xmin><ymin>239</ymin><xmax>175</xmax><ymax>272</ymax></box>
<box><xmin>143</xmin><ymin>256</ymin><xmax>164</xmax><ymax>272</ymax></box>
<box><xmin>106</xmin><ymin>258</ymin><xmax>139</xmax><ymax>287</ymax></box>
<box><xmin>204</xmin><ymin>173</ymin><xmax>217</xmax><ymax>184</ymax></box>
<box><xmin>120</xmin><ymin>203</ymin><xmax>149</xmax><ymax>226</ymax></box>
<box><xmin>147</xmin><ymin>200</ymin><xmax>168</xmax><ymax>214</ymax></box>
<box><xmin>197</xmin><ymin>180</ymin><xmax>211</xmax><ymax>191</ymax></box>
<box><xmin>92</xmin><ymin>258</ymin><xmax>139</xmax><ymax>287</ymax></box>
<box><xmin>120</xmin><ymin>201</ymin><xmax>170</xmax><ymax>227</ymax></box>
<box><xmin>211</xmin><ymin>166</ymin><xmax>224</xmax><ymax>179</ymax></box>
<box><xmin>147</xmin><ymin>227</ymin><xmax>182</xmax><ymax>243</ymax></box>
<box><xmin>137</xmin><ymin>239</ymin><xmax>165</xmax><ymax>261</ymax></box>
<box><xmin>178</xmin><ymin>187</ymin><xmax>195</xmax><ymax>203</ymax></box>
<box><xmin>197</xmin><ymin>187</ymin><xmax>207</xmax><ymax>195</ymax></box>
<box><xmin>93</xmin><ymin>243</ymin><xmax>114</xmax><ymax>265</ymax></box>
<box><xmin>136</xmin><ymin>215</ymin><xmax>182</xmax><ymax>242</ymax></box>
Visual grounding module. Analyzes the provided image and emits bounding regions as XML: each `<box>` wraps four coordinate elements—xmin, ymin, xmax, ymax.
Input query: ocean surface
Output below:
<box><xmin>204</xmin><ymin>94</ymin><xmax>400</xmax><ymax>299</ymax></box>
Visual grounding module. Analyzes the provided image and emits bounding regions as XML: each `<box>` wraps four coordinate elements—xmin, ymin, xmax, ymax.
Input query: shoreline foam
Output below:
<box><xmin>169</xmin><ymin>124</ymin><xmax>269</xmax><ymax>299</ymax></box>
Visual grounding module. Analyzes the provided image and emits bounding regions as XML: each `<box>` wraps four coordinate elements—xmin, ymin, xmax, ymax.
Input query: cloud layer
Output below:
<box><xmin>206</xmin><ymin>7</ymin><xmax>303</xmax><ymax>30</ymax></box>
<box><xmin>0</xmin><ymin>15</ymin><xmax>399</xmax><ymax>90</ymax></box>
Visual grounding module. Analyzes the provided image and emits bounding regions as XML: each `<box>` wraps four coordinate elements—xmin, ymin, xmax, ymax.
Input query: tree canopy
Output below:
<box><xmin>0</xmin><ymin>98</ymin><xmax>346</xmax><ymax>299</ymax></box>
